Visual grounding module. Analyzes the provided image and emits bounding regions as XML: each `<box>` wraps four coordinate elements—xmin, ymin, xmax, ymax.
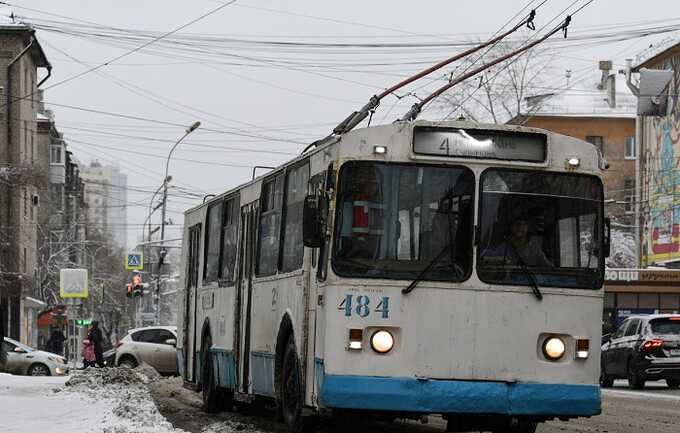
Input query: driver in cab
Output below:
<box><xmin>484</xmin><ymin>209</ymin><xmax>552</xmax><ymax>267</ymax></box>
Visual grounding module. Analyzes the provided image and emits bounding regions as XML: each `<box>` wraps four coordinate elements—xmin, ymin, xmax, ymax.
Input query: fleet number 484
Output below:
<box><xmin>338</xmin><ymin>295</ymin><xmax>390</xmax><ymax>318</ymax></box>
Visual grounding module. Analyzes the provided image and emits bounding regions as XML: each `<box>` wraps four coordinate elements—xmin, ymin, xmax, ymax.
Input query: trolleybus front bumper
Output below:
<box><xmin>318</xmin><ymin>374</ymin><xmax>601</xmax><ymax>417</ymax></box>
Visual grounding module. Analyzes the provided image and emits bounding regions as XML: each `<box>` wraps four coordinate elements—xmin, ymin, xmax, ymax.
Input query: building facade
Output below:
<box><xmin>603</xmin><ymin>268</ymin><xmax>680</xmax><ymax>333</ymax></box>
<box><xmin>80</xmin><ymin>161</ymin><xmax>128</xmax><ymax>250</ymax></box>
<box><xmin>511</xmin><ymin>62</ymin><xmax>638</xmax><ymax>227</ymax></box>
<box><xmin>633</xmin><ymin>38</ymin><xmax>680</xmax><ymax>267</ymax></box>
<box><xmin>0</xmin><ymin>17</ymin><xmax>51</xmax><ymax>342</ymax></box>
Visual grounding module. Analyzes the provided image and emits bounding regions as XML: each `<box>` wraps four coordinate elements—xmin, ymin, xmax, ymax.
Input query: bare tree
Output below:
<box><xmin>437</xmin><ymin>40</ymin><xmax>555</xmax><ymax>124</ymax></box>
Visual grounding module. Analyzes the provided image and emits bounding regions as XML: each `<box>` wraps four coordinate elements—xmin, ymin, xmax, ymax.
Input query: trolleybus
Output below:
<box><xmin>177</xmin><ymin>120</ymin><xmax>608</xmax><ymax>433</ymax></box>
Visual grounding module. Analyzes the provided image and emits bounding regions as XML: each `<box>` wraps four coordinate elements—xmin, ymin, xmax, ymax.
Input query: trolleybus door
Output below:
<box><xmin>235</xmin><ymin>203</ymin><xmax>257</xmax><ymax>395</ymax></box>
<box><xmin>184</xmin><ymin>223</ymin><xmax>201</xmax><ymax>383</ymax></box>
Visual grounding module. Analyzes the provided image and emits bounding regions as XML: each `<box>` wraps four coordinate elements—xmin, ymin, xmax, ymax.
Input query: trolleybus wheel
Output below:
<box><xmin>280</xmin><ymin>335</ymin><xmax>306</xmax><ymax>433</ymax></box>
<box><xmin>666</xmin><ymin>379</ymin><xmax>680</xmax><ymax>389</ymax></box>
<box><xmin>202</xmin><ymin>334</ymin><xmax>232</xmax><ymax>413</ymax></box>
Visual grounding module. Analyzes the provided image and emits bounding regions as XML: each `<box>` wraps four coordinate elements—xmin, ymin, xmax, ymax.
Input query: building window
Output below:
<box><xmin>585</xmin><ymin>136</ymin><xmax>604</xmax><ymax>154</ymax></box>
<box><xmin>624</xmin><ymin>178</ymin><xmax>635</xmax><ymax>214</ymax></box>
<box><xmin>50</xmin><ymin>146</ymin><xmax>62</xmax><ymax>164</ymax></box>
<box><xmin>625</xmin><ymin>136</ymin><xmax>636</xmax><ymax>159</ymax></box>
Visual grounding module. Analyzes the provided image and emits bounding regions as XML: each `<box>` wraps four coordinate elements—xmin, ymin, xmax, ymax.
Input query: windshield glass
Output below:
<box><xmin>477</xmin><ymin>169</ymin><xmax>603</xmax><ymax>289</ymax></box>
<box><xmin>6</xmin><ymin>338</ymin><xmax>34</xmax><ymax>352</ymax></box>
<box><xmin>651</xmin><ymin>318</ymin><xmax>680</xmax><ymax>335</ymax></box>
<box><xmin>333</xmin><ymin>162</ymin><xmax>474</xmax><ymax>281</ymax></box>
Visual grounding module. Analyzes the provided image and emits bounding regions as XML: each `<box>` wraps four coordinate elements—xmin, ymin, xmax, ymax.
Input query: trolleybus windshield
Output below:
<box><xmin>477</xmin><ymin>169</ymin><xmax>603</xmax><ymax>290</ymax></box>
<box><xmin>333</xmin><ymin>161</ymin><xmax>474</xmax><ymax>281</ymax></box>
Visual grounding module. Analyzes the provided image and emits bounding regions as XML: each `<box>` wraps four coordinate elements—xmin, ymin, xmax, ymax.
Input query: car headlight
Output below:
<box><xmin>543</xmin><ymin>337</ymin><xmax>566</xmax><ymax>360</ymax></box>
<box><xmin>55</xmin><ymin>357</ymin><xmax>66</xmax><ymax>364</ymax></box>
<box><xmin>370</xmin><ymin>330</ymin><xmax>394</xmax><ymax>354</ymax></box>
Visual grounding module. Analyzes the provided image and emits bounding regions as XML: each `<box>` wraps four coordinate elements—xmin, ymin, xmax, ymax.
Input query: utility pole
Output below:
<box><xmin>155</xmin><ymin>121</ymin><xmax>200</xmax><ymax>325</ymax></box>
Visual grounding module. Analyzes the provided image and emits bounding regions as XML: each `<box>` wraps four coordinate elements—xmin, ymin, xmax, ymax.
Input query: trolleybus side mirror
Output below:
<box><xmin>303</xmin><ymin>195</ymin><xmax>323</xmax><ymax>248</ymax></box>
<box><xmin>603</xmin><ymin>217</ymin><xmax>611</xmax><ymax>258</ymax></box>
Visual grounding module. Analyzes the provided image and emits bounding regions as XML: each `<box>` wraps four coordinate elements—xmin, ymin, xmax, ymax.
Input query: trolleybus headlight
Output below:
<box><xmin>371</xmin><ymin>330</ymin><xmax>394</xmax><ymax>354</ymax></box>
<box><xmin>543</xmin><ymin>337</ymin><xmax>566</xmax><ymax>360</ymax></box>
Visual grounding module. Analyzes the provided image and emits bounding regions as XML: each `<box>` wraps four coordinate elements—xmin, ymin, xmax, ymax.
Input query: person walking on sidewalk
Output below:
<box><xmin>82</xmin><ymin>338</ymin><xmax>96</xmax><ymax>368</ymax></box>
<box><xmin>87</xmin><ymin>321</ymin><xmax>105</xmax><ymax>367</ymax></box>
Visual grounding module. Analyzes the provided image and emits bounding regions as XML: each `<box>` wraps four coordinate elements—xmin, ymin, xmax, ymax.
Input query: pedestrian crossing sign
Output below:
<box><xmin>125</xmin><ymin>252</ymin><xmax>144</xmax><ymax>270</ymax></box>
<box><xmin>59</xmin><ymin>269</ymin><xmax>89</xmax><ymax>299</ymax></box>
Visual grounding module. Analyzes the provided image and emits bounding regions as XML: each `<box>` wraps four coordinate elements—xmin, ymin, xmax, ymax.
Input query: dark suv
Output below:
<box><xmin>600</xmin><ymin>314</ymin><xmax>680</xmax><ymax>390</ymax></box>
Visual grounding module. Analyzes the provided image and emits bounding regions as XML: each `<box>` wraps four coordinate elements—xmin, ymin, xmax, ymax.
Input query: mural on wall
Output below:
<box><xmin>641</xmin><ymin>60</ymin><xmax>680</xmax><ymax>265</ymax></box>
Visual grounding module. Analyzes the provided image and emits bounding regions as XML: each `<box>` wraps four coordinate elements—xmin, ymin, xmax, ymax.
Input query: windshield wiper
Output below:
<box><xmin>506</xmin><ymin>242</ymin><xmax>543</xmax><ymax>301</ymax></box>
<box><xmin>402</xmin><ymin>242</ymin><xmax>453</xmax><ymax>295</ymax></box>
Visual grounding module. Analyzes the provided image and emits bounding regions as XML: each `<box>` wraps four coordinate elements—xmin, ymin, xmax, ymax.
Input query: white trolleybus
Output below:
<box><xmin>177</xmin><ymin>120</ymin><xmax>608</xmax><ymax>433</ymax></box>
<box><xmin>177</xmin><ymin>10</ymin><xmax>607</xmax><ymax>433</ymax></box>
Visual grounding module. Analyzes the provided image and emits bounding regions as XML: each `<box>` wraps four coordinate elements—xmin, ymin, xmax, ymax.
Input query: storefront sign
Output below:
<box><xmin>605</xmin><ymin>268</ymin><xmax>680</xmax><ymax>283</ymax></box>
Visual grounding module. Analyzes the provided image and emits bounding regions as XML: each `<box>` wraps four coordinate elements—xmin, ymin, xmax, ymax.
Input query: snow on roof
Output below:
<box><xmin>0</xmin><ymin>8</ymin><xmax>30</xmax><ymax>29</ymax></box>
<box><xmin>37</xmin><ymin>112</ymin><xmax>49</xmax><ymax>121</ymax></box>
<box><xmin>633</xmin><ymin>31</ymin><xmax>680</xmax><ymax>69</ymax></box>
<box><xmin>521</xmin><ymin>72</ymin><xmax>636</xmax><ymax>119</ymax></box>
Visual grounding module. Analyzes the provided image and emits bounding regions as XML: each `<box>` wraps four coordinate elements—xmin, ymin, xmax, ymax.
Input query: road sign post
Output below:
<box><xmin>125</xmin><ymin>252</ymin><xmax>144</xmax><ymax>271</ymax></box>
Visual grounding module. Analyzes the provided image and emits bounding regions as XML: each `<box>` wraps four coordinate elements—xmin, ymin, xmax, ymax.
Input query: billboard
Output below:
<box><xmin>59</xmin><ymin>269</ymin><xmax>89</xmax><ymax>299</ymax></box>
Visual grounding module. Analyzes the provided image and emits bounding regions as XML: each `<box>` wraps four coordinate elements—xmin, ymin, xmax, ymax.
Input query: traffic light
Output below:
<box><xmin>127</xmin><ymin>274</ymin><xmax>144</xmax><ymax>298</ymax></box>
<box><xmin>133</xmin><ymin>274</ymin><xmax>143</xmax><ymax>297</ymax></box>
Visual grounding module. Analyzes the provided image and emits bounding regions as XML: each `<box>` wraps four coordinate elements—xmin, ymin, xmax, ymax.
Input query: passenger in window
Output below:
<box><xmin>485</xmin><ymin>209</ymin><xmax>552</xmax><ymax>267</ymax></box>
<box><xmin>338</xmin><ymin>165</ymin><xmax>382</xmax><ymax>259</ymax></box>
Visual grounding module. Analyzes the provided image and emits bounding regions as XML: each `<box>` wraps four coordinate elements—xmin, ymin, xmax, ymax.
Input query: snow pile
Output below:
<box><xmin>62</xmin><ymin>366</ymin><xmax>184</xmax><ymax>433</ymax></box>
<box><xmin>607</xmin><ymin>226</ymin><xmax>637</xmax><ymax>268</ymax></box>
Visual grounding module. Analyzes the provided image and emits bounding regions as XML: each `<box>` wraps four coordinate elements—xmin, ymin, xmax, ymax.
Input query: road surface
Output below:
<box><xmin>150</xmin><ymin>379</ymin><xmax>680</xmax><ymax>433</ymax></box>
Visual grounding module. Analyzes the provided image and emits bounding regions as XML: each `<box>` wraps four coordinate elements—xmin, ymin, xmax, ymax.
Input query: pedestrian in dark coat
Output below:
<box><xmin>87</xmin><ymin>321</ymin><xmax>105</xmax><ymax>367</ymax></box>
<box><xmin>48</xmin><ymin>328</ymin><xmax>66</xmax><ymax>355</ymax></box>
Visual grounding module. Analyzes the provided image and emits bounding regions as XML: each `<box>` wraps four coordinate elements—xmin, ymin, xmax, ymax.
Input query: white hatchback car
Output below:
<box><xmin>2</xmin><ymin>337</ymin><xmax>69</xmax><ymax>376</ymax></box>
<box><xmin>115</xmin><ymin>326</ymin><xmax>177</xmax><ymax>374</ymax></box>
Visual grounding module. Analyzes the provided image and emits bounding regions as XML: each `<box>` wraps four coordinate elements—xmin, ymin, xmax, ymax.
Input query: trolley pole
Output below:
<box><xmin>156</xmin><ymin>121</ymin><xmax>200</xmax><ymax>325</ymax></box>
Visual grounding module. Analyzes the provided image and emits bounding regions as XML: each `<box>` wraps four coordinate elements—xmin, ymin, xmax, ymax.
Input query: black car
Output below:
<box><xmin>600</xmin><ymin>314</ymin><xmax>680</xmax><ymax>390</ymax></box>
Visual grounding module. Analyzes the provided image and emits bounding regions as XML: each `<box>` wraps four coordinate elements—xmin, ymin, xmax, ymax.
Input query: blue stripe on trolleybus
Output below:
<box><xmin>318</xmin><ymin>374</ymin><xmax>600</xmax><ymax>416</ymax></box>
<box><xmin>208</xmin><ymin>348</ymin><xmax>236</xmax><ymax>389</ymax></box>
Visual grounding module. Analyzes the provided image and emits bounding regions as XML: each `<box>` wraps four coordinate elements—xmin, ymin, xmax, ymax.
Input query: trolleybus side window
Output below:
<box><xmin>333</xmin><ymin>161</ymin><xmax>474</xmax><ymax>281</ymax></box>
<box><xmin>203</xmin><ymin>201</ymin><xmax>222</xmax><ymax>284</ymax></box>
<box><xmin>477</xmin><ymin>169</ymin><xmax>603</xmax><ymax>290</ymax></box>
<box><xmin>219</xmin><ymin>196</ymin><xmax>239</xmax><ymax>284</ymax></box>
<box><xmin>280</xmin><ymin>161</ymin><xmax>310</xmax><ymax>273</ymax></box>
<box><xmin>257</xmin><ymin>174</ymin><xmax>284</xmax><ymax>277</ymax></box>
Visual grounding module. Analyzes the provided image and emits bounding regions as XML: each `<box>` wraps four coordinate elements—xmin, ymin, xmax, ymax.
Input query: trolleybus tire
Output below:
<box><xmin>627</xmin><ymin>361</ymin><xmax>645</xmax><ymax>390</ymax></box>
<box><xmin>666</xmin><ymin>379</ymin><xmax>680</xmax><ymax>389</ymax></box>
<box><xmin>599</xmin><ymin>368</ymin><xmax>614</xmax><ymax>388</ymax></box>
<box><xmin>202</xmin><ymin>334</ymin><xmax>233</xmax><ymax>413</ymax></box>
<box><xmin>280</xmin><ymin>335</ymin><xmax>308</xmax><ymax>433</ymax></box>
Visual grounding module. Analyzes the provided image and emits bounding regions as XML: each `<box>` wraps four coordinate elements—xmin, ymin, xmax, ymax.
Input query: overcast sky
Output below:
<box><xmin>9</xmin><ymin>0</ymin><xmax>680</xmax><ymax>248</ymax></box>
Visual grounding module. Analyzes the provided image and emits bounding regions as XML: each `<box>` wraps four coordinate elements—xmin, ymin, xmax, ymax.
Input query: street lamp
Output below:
<box><xmin>160</xmin><ymin>121</ymin><xmax>200</xmax><ymax>244</ymax></box>
<box><xmin>155</xmin><ymin>121</ymin><xmax>200</xmax><ymax>325</ymax></box>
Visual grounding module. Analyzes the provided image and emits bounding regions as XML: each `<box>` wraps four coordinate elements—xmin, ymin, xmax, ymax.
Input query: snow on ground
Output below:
<box><xmin>0</xmin><ymin>366</ymin><xmax>185</xmax><ymax>433</ymax></box>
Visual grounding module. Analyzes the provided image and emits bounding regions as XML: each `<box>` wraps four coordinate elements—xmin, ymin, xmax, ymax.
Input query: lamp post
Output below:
<box><xmin>160</xmin><ymin>121</ymin><xmax>200</xmax><ymax>245</ymax></box>
<box><xmin>155</xmin><ymin>121</ymin><xmax>200</xmax><ymax>325</ymax></box>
